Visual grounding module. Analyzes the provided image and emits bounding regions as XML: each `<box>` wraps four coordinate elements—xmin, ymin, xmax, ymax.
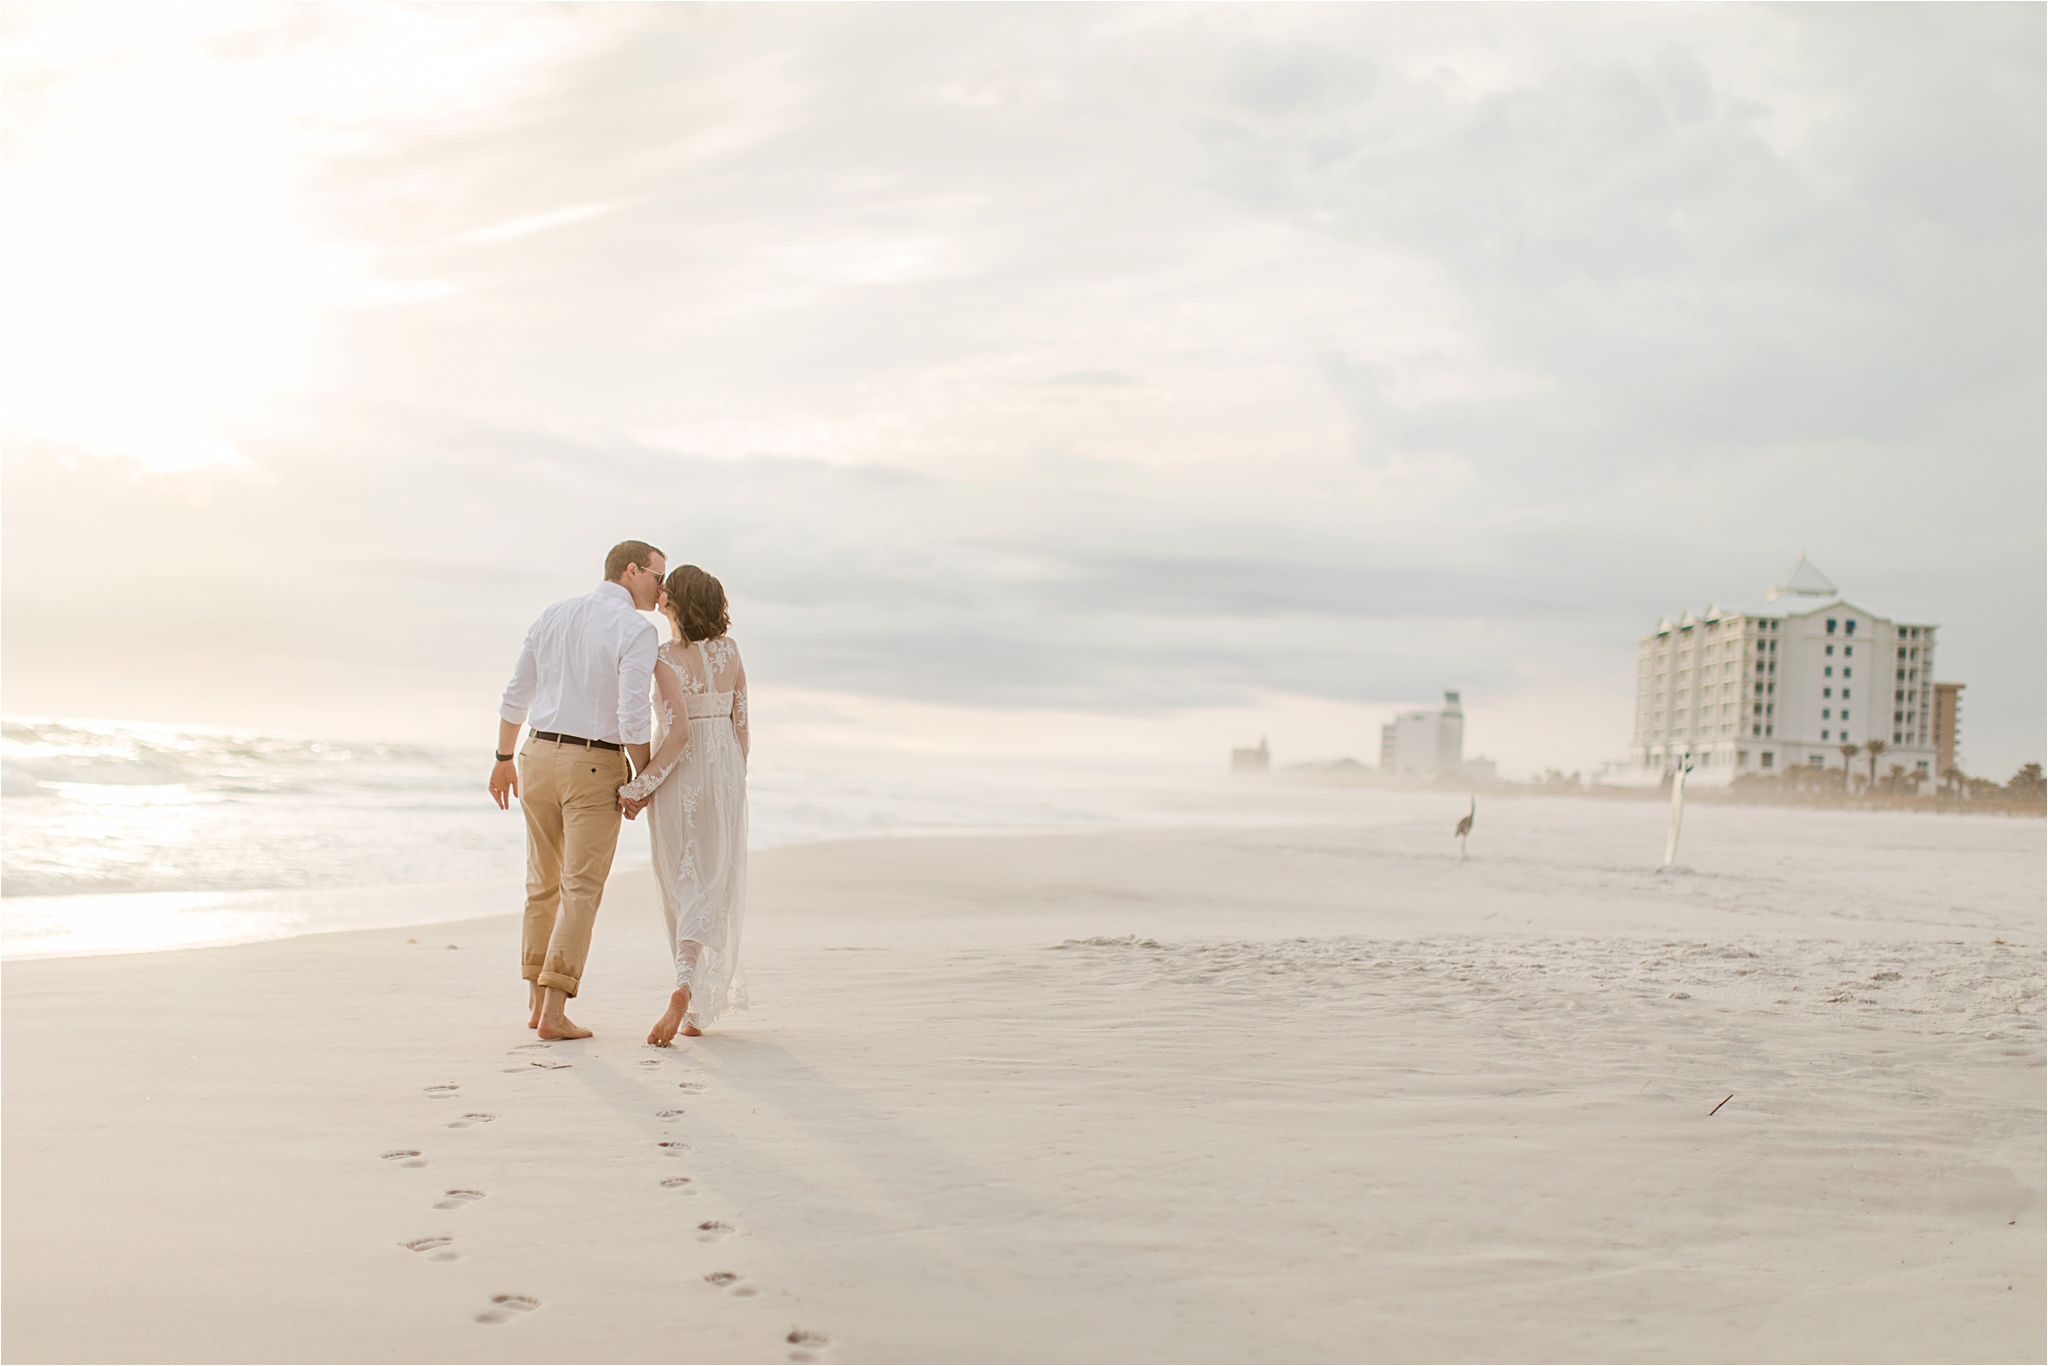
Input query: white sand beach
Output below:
<box><xmin>5</xmin><ymin>795</ymin><xmax>2042</xmax><ymax>1363</ymax></box>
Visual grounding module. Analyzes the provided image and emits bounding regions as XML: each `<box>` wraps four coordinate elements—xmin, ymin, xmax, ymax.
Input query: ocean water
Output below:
<box><xmin>2</xmin><ymin>716</ymin><xmax>1418</xmax><ymax>958</ymax></box>
<box><xmin>2</xmin><ymin>718</ymin><xmax>523</xmax><ymax>900</ymax></box>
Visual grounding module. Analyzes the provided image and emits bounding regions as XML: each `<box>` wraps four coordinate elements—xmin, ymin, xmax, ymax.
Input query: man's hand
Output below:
<box><xmin>490</xmin><ymin>720</ymin><xmax>524</xmax><ymax>809</ymax></box>
<box><xmin>489</xmin><ymin>759</ymin><xmax>519</xmax><ymax>810</ymax></box>
<box><xmin>620</xmin><ymin>794</ymin><xmax>648</xmax><ymax>820</ymax></box>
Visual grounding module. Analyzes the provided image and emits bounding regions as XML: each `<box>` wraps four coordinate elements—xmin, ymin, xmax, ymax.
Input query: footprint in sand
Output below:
<box><xmin>382</xmin><ymin>1150</ymin><xmax>428</xmax><ymax>1168</ymax></box>
<box><xmin>527</xmin><ymin>1060</ymin><xmax>572</xmax><ymax>1070</ymax></box>
<box><xmin>659</xmin><ymin>1141</ymin><xmax>690</xmax><ymax>1157</ymax></box>
<box><xmin>656</xmin><ymin>1109</ymin><xmax>686</xmax><ymax>1119</ymax></box>
<box><xmin>676</xmin><ymin>1081</ymin><xmax>706</xmax><ymax>1092</ymax></box>
<box><xmin>704</xmin><ymin>1271</ymin><xmax>750</xmax><ymax>1295</ymax></box>
<box><xmin>434</xmin><ymin>1189</ymin><xmax>487</xmax><ymax>1210</ymax></box>
<box><xmin>424</xmin><ymin>1084</ymin><xmax>460</xmax><ymax>1099</ymax></box>
<box><xmin>787</xmin><ymin>1328</ymin><xmax>830</xmax><ymax>1361</ymax></box>
<box><xmin>447</xmin><ymin>1113</ymin><xmax>497</xmax><ymax>1129</ymax></box>
<box><xmin>475</xmin><ymin>1294</ymin><xmax>539</xmax><ymax>1325</ymax></box>
<box><xmin>660</xmin><ymin>1176</ymin><xmax>694</xmax><ymax>1190</ymax></box>
<box><xmin>513</xmin><ymin>1042</ymin><xmax>551</xmax><ymax>1051</ymax></box>
<box><xmin>402</xmin><ymin>1236</ymin><xmax>459</xmax><ymax>1262</ymax></box>
<box><xmin>697</xmin><ymin>1220</ymin><xmax>734</xmax><ymax>1243</ymax></box>
<box><xmin>638</xmin><ymin>1059</ymin><xmax>663</xmax><ymax>1069</ymax></box>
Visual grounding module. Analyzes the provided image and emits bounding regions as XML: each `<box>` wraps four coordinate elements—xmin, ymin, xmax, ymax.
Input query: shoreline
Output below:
<box><xmin>0</xmin><ymin>877</ymin><xmax>525</xmax><ymax>961</ymax></box>
<box><xmin>1265</xmin><ymin>769</ymin><xmax>2048</xmax><ymax>817</ymax></box>
<box><xmin>7</xmin><ymin>790</ymin><xmax>2042</xmax><ymax>964</ymax></box>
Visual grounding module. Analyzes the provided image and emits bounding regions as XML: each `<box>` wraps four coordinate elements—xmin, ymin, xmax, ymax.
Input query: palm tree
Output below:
<box><xmin>1838</xmin><ymin>742</ymin><xmax>1861</xmax><ymax>792</ymax></box>
<box><xmin>1942</xmin><ymin>765</ymin><xmax>1964</xmax><ymax>798</ymax></box>
<box><xmin>1864</xmin><ymin>738</ymin><xmax>1889</xmax><ymax>789</ymax></box>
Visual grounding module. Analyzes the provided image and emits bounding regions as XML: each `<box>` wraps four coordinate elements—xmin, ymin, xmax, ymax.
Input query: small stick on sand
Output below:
<box><xmin>1709</xmin><ymin>1093</ymin><xmax>1733</xmax><ymax>1117</ymax></box>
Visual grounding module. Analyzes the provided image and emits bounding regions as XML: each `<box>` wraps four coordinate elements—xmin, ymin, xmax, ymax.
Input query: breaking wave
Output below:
<box><xmin>2</xmin><ymin>717</ymin><xmax>523</xmax><ymax>898</ymax></box>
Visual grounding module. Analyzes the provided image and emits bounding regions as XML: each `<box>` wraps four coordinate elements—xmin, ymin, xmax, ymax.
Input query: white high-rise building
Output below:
<box><xmin>1381</xmin><ymin>691</ymin><xmax>1464</xmax><ymax>776</ymax></box>
<box><xmin>1630</xmin><ymin>555</ymin><xmax>1941</xmax><ymax>783</ymax></box>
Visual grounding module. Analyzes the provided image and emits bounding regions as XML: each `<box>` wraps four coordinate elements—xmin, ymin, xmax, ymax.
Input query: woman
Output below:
<box><xmin>618</xmin><ymin>565</ymin><xmax>750</xmax><ymax>1045</ymax></box>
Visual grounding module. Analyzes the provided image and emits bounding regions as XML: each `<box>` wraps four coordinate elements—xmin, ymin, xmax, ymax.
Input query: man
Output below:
<box><xmin>490</xmin><ymin>540</ymin><xmax>665</xmax><ymax>1039</ymax></box>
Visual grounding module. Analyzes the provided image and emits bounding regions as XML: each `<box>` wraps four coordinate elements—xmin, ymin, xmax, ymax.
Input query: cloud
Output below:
<box><xmin>2</xmin><ymin>4</ymin><xmax>2040</xmax><ymax>777</ymax></box>
<box><xmin>434</xmin><ymin>201</ymin><xmax>622</xmax><ymax>249</ymax></box>
<box><xmin>1195</xmin><ymin>6</ymin><xmax>2044</xmax><ymax>491</ymax></box>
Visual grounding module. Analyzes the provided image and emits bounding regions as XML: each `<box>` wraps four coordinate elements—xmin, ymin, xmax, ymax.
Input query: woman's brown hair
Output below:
<box><xmin>663</xmin><ymin>565</ymin><xmax>730</xmax><ymax>643</ymax></box>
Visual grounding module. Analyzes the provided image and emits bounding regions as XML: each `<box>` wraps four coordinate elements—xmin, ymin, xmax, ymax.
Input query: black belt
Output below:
<box><xmin>531</xmin><ymin>731</ymin><xmax>623</xmax><ymax>752</ymax></box>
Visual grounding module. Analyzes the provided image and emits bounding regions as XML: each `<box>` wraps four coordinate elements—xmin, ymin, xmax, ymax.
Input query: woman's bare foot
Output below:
<box><xmin>536</xmin><ymin>987</ymin><xmax>592</xmax><ymax>1040</ymax></box>
<box><xmin>681</xmin><ymin>1024</ymin><xmax>703</xmax><ymax>1037</ymax></box>
<box><xmin>647</xmin><ymin>987</ymin><xmax>691</xmax><ymax>1047</ymax></box>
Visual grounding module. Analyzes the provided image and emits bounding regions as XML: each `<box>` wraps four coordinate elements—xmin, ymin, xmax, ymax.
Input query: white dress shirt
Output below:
<box><xmin>500</xmin><ymin>582</ymin><xmax>661</xmax><ymax>745</ymax></box>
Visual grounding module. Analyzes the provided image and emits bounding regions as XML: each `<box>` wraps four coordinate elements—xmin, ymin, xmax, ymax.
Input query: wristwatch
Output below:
<box><xmin>495</xmin><ymin>751</ymin><xmax>515</xmax><ymax>763</ymax></box>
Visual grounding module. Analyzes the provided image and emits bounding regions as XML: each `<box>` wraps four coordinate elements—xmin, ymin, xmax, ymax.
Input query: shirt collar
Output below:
<box><xmin>595</xmin><ymin>581</ymin><xmax>635</xmax><ymax>607</ymax></box>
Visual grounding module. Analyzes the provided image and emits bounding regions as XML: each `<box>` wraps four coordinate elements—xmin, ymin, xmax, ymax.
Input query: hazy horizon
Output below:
<box><xmin>4</xmin><ymin>3</ymin><xmax>2042</xmax><ymax>781</ymax></box>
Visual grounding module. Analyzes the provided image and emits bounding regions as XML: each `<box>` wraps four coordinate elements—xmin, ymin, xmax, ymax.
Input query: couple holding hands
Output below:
<box><xmin>489</xmin><ymin>540</ymin><xmax>748</xmax><ymax>1047</ymax></box>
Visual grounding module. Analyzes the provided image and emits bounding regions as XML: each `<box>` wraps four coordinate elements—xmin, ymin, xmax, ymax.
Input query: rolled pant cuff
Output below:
<box><xmin>535</xmin><ymin>970</ymin><xmax>580</xmax><ymax>997</ymax></box>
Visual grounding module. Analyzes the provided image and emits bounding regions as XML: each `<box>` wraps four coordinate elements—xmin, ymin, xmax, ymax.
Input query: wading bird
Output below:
<box><xmin>1454</xmin><ymin>797</ymin><xmax>1475</xmax><ymax>860</ymax></box>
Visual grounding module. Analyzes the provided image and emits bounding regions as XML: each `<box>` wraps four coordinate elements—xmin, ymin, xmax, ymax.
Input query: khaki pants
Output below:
<box><xmin>518</xmin><ymin>737</ymin><xmax>629</xmax><ymax>997</ymax></box>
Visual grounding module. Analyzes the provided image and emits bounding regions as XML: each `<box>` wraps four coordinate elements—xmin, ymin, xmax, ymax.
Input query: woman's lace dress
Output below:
<box><xmin>618</xmin><ymin>636</ymin><xmax>749</xmax><ymax>1029</ymax></box>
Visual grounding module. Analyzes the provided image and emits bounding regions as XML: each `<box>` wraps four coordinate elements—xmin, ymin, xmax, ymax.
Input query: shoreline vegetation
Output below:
<box><xmin>1276</xmin><ymin>759</ymin><xmax>2048</xmax><ymax>817</ymax></box>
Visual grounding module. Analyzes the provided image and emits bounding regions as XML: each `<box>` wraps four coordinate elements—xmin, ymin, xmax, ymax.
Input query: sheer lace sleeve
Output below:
<box><xmin>731</xmin><ymin>644</ymin><xmax>749</xmax><ymax>764</ymax></box>
<box><xmin>620</xmin><ymin>648</ymin><xmax>693</xmax><ymax>801</ymax></box>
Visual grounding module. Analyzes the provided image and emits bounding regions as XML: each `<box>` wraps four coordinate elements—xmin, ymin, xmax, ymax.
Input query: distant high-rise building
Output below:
<box><xmin>1630</xmin><ymin>554</ymin><xmax>1945</xmax><ymax>782</ymax></box>
<box><xmin>1932</xmin><ymin>683</ymin><xmax>1965</xmax><ymax>778</ymax></box>
<box><xmin>1230</xmin><ymin>736</ymin><xmax>1270</xmax><ymax>772</ymax></box>
<box><xmin>1381</xmin><ymin>692</ymin><xmax>1464</xmax><ymax>776</ymax></box>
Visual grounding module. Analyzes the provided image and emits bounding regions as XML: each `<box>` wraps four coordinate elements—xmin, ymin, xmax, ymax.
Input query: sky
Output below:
<box><xmin>3</xmin><ymin>2</ymin><xmax>2042</xmax><ymax>779</ymax></box>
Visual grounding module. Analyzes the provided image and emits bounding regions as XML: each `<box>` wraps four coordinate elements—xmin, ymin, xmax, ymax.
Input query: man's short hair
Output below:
<box><xmin>604</xmin><ymin>540</ymin><xmax>665</xmax><ymax>582</ymax></box>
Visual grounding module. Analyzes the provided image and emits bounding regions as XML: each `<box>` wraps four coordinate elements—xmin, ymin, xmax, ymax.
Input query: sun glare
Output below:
<box><xmin>0</xmin><ymin>4</ymin><xmax>597</xmax><ymax>473</ymax></box>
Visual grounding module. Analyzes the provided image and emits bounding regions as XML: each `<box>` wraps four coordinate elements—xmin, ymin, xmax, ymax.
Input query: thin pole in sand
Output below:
<box><xmin>1662</xmin><ymin>759</ymin><xmax>1692</xmax><ymax>869</ymax></box>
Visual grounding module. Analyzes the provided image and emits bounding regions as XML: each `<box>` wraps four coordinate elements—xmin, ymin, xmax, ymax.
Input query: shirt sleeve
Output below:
<box><xmin>616</xmin><ymin>617</ymin><xmax>660</xmax><ymax>744</ymax></box>
<box><xmin>499</xmin><ymin>628</ymin><xmax>539</xmax><ymax>725</ymax></box>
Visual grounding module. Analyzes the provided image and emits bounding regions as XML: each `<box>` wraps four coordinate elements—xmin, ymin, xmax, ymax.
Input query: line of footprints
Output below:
<box><xmin>381</xmin><ymin>1041</ymin><xmax>831</xmax><ymax>1360</ymax></box>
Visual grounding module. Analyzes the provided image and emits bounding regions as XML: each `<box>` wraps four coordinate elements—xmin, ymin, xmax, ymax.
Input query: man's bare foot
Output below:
<box><xmin>647</xmin><ymin>987</ymin><xmax>691</xmax><ymax>1047</ymax></box>
<box><xmin>536</xmin><ymin>987</ymin><xmax>592</xmax><ymax>1040</ymax></box>
<box><xmin>527</xmin><ymin>982</ymin><xmax>543</xmax><ymax>1030</ymax></box>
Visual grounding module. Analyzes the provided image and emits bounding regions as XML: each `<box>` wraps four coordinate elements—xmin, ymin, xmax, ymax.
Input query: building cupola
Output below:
<box><xmin>1766</xmin><ymin>552</ymin><xmax>1837</xmax><ymax>600</ymax></box>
